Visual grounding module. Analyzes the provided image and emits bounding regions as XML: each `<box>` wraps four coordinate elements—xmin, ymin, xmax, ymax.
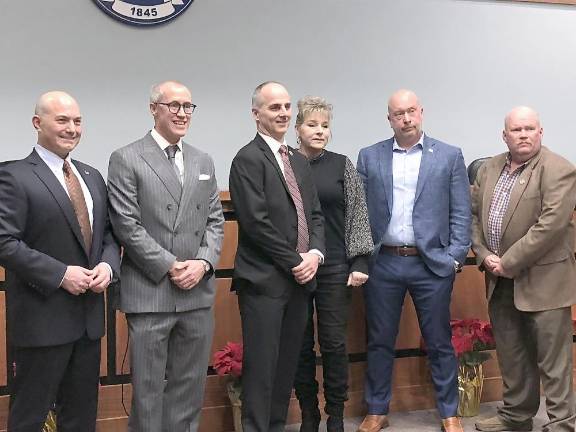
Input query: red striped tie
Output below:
<box><xmin>279</xmin><ymin>145</ymin><xmax>309</xmax><ymax>253</ymax></box>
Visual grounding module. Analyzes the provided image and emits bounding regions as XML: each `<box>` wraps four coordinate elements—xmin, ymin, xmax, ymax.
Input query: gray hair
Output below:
<box><xmin>251</xmin><ymin>81</ymin><xmax>285</xmax><ymax>108</ymax></box>
<box><xmin>295</xmin><ymin>96</ymin><xmax>333</xmax><ymax>127</ymax></box>
<box><xmin>149</xmin><ymin>80</ymin><xmax>188</xmax><ymax>103</ymax></box>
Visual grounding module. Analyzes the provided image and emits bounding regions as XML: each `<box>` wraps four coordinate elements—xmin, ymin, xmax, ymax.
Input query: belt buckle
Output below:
<box><xmin>399</xmin><ymin>245</ymin><xmax>410</xmax><ymax>257</ymax></box>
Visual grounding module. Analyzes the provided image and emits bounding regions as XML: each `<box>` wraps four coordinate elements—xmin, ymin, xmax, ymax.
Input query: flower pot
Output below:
<box><xmin>227</xmin><ymin>379</ymin><xmax>243</xmax><ymax>432</ymax></box>
<box><xmin>457</xmin><ymin>363</ymin><xmax>483</xmax><ymax>417</ymax></box>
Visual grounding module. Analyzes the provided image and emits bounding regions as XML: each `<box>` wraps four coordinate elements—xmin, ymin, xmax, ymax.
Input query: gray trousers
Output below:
<box><xmin>489</xmin><ymin>278</ymin><xmax>575</xmax><ymax>432</ymax></box>
<box><xmin>126</xmin><ymin>308</ymin><xmax>214</xmax><ymax>432</ymax></box>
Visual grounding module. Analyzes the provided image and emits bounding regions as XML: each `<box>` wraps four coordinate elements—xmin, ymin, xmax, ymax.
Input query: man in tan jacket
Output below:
<box><xmin>472</xmin><ymin>106</ymin><xmax>576</xmax><ymax>432</ymax></box>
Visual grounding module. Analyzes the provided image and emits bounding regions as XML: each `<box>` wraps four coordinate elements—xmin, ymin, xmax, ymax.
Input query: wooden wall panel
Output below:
<box><xmin>217</xmin><ymin>222</ymin><xmax>237</xmax><ymax>270</ymax></box>
<box><xmin>210</xmin><ymin>278</ymin><xmax>242</xmax><ymax>364</ymax></box>
<box><xmin>115</xmin><ymin>311</ymin><xmax>130</xmax><ymax>375</ymax></box>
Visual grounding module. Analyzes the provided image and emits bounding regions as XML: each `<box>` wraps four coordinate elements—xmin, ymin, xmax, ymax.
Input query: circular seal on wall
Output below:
<box><xmin>93</xmin><ymin>0</ymin><xmax>194</xmax><ymax>26</ymax></box>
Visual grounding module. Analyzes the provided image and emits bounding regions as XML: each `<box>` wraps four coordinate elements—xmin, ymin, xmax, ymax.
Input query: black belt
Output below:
<box><xmin>381</xmin><ymin>245</ymin><xmax>420</xmax><ymax>257</ymax></box>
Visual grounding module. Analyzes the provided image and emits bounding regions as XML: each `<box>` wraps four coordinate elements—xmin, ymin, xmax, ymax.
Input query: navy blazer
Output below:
<box><xmin>357</xmin><ymin>135</ymin><xmax>471</xmax><ymax>277</ymax></box>
<box><xmin>0</xmin><ymin>149</ymin><xmax>120</xmax><ymax>347</ymax></box>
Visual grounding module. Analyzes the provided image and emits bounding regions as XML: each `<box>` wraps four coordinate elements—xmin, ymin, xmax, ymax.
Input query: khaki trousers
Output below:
<box><xmin>489</xmin><ymin>278</ymin><xmax>575</xmax><ymax>432</ymax></box>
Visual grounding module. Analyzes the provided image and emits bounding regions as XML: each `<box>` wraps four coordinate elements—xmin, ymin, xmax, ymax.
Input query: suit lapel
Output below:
<box><xmin>140</xmin><ymin>133</ymin><xmax>182</xmax><ymax>203</ymax></box>
<box><xmin>414</xmin><ymin>135</ymin><xmax>436</xmax><ymax>203</ymax></box>
<box><xmin>27</xmin><ymin>150</ymin><xmax>87</xmax><ymax>257</ymax></box>
<box><xmin>174</xmin><ymin>143</ymin><xmax>199</xmax><ymax>229</ymax></box>
<box><xmin>256</xmin><ymin>135</ymin><xmax>290</xmax><ymax>195</ymax></box>
<box><xmin>378</xmin><ymin>139</ymin><xmax>394</xmax><ymax>215</ymax></box>
<box><xmin>500</xmin><ymin>151</ymin><xmax>541</xmax><ymax>237</ymax></box>
<box><xmin>481</xmin><ymin>155</ymin><xmax>507</xmax><ymax>240</ymax></box>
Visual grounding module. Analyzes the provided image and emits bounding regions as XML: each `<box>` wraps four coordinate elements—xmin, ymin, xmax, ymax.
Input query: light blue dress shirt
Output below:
<box><xmin>381</xmin><ymin>135</ymin><xmax>424</xmax><ymax>246</ymax></box>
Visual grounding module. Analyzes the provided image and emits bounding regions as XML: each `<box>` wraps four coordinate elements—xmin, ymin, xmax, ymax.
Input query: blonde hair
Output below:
<box><xmin>295</xmin><ymin>96</ymin><xmax>333</xmax><ymax>127</ymax></box>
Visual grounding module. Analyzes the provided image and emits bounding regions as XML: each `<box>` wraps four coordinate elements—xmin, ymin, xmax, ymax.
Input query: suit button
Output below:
<box><xmin>167</xmin><ymin>204</ymin><xmax>173</xmax><ymax>211</ymax></box>
<box><xmin>195</xmin><ymin>230</ymin><xmax>200</xmax><ymax>236</ymax></box>
<box><xmin>196</xmin><ymin>204</ymin><xmax>201</xmax><ymax>210</ymax></box>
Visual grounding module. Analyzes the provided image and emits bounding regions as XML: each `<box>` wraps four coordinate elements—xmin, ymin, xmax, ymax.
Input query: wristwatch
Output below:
<box><xmin>201</xmin><ymin>260</ymin><xmax>211</xmax><ymax>274</ymax></box>
<box><xmin>454</xmin><ymin>260</ymin><xmax>463</xmax><ymax>273</ymax></box>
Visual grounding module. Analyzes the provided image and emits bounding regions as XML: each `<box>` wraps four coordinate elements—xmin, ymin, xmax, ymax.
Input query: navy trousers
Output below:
<box><xmin>363</xmin><ymin>251</ymin><xmax>458</xmax><ymax>418</ymax></box>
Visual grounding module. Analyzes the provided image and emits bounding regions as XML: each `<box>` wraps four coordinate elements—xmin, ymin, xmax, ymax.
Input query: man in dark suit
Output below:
<box><xmin>0</xmin><ymin>91</ymin><xmax>120</xmax><ymax>431</ymax></box>
<box><xmin>357</xmin><ymin>89</ymin><xmax>471</xmax><ymax>432</ymax></box>
<box><xmin>107</xmin><ymin>80</ymin><xmax>224</xmax><ymax>432</ymax></box>
<box><xmin>229</xmin><ymin>81</ymin><xmax>325</xmax><ymax>432</ymax></box>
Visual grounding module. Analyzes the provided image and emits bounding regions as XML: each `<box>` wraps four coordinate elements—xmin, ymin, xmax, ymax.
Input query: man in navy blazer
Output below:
<box><xmin>356</xmin><ymin>90</ymin><xmax>471</xmax><ymax>432</ymax></box>
<box><xmin>0</xmin><ymin>91</ymin><xmax>120</xmax><ymax>431</ymax></box>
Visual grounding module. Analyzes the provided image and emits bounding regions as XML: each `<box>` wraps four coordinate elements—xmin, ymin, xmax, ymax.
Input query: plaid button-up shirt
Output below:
<box><xmin>487</xmin><ymin>155</ymin><xmax>527</xmax><ymax>255</ymax></box>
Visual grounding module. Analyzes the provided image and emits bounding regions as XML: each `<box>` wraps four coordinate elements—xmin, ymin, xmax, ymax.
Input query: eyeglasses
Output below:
<box><xmin>156</xmin><ymin>101</ymin><xmax>197</xmax><ymax>115</ymax></box>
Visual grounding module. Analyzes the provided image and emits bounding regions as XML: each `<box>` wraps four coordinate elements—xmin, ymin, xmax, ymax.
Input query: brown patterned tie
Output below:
<box><xmin>62</xmin><ymin>160</ymin><xmax>92</xmax><ymax>252</ymax></box>
<box><xmin>279</xmin><ymin>145</ymin><xmax>309</xmax><ymax>253</ymax></box>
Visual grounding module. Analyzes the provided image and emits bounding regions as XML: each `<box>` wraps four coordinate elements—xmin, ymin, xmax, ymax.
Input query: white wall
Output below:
<box><xmin>1</xmin><ymin>0</ymin><xmax>575</xmax><ymax>187</ymax></box>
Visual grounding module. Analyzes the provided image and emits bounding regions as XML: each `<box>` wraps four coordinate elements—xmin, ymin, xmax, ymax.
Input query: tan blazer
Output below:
<box><xmin>471</xmin><ymin>146</ymin><xmax>576</xmax><ymax>312</ymax></box>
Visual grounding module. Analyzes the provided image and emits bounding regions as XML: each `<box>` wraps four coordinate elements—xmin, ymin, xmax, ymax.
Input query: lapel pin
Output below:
<box><xmin>289</xmin><ymin>150</ymin><xmax>293</xmax><ymax>156</ymax></box>
<box><xmin>519</xmin><ymin>179</ymin><xmax>525</xmax><ymax>184</ymax></box>
<box><xmin>84</xmin><ymin>170</ymin><xmax>90</xmax><ymax>175</ymax></box>
<box><xmin>428</xmin><ymin>148</ymin><xmax>433</xmax><ymax>153</ymax></box>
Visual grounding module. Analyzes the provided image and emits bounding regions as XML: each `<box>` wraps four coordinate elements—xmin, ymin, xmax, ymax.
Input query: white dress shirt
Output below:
<box><xmin>152</xmin><ymin>128</ymin><xmax>184</xmax><ymax>183</ymax></box>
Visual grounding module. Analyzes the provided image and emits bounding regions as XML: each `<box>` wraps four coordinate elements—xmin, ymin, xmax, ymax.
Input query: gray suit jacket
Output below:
<box><xmin>107</xmin><ymin>132</ymin><xmax>224</xmax><ymax>313</ymax></box>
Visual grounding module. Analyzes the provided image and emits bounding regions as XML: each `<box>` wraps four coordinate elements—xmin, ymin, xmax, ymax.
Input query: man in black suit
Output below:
<box><xmin>0</xmin><ymin>91</ymin><xmax>120</xmax><ymax>431</ymax></box>
<box><xmin>229</xmin><ymin>81</ymin><xmax>325</xmax><ymax>432</ymax></box>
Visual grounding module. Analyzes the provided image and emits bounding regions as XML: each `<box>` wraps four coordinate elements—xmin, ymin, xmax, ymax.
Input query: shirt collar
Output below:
<box><xmin>392</xmin><ymin>132</ymin><xmax>424</xmax><ymax>152</ymax></box>
<box><xmin>35</xmin><ymin>144</ymin><xmax>72</xmax><ymax>170</ymax></box>
<box><xmin>259</xmin><ymin>132</ymin><xmax>287</xmax><ymax>154</ymax></box>
<box><xmin>151</xmin><ymin>128</ymin><xmax>183</xmax><ymax>152</ymax></box>
<box><xmin>504</xmin><ymin>152</ymin><xmax>532</xmax><ymax>172</ymax></box>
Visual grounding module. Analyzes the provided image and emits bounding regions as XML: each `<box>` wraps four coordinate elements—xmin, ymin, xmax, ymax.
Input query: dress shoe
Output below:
<box><xmin>357</xmin><ymin>414</ymin><xmax>389</xmax><ymax>432</ymax></box>
<box><xmin>475</xmin><ymin>415</ymin><xmax>533</xmax><ymax>431</ymax></box>
<box><xmin>327</xmin><ymin>415</ymin><xmax>344</xmax><ymax>432</ymax></box>
<box><xmin>441</xmin><ymin>416</ymin><xmax>463</xmax><ymax>432</ymax></box>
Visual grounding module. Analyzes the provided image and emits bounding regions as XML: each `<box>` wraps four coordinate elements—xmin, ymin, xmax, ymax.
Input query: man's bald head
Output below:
<box><xmin>387</xmin><ymin>89</ymin><xmax>424</xmax><ymax>148</ymax></box>
<box><xmin>32</xmin><ymin>91</ymin><xmax>82</xmax><ymax>159</ymax></box>
<box><xmin>503</xmin><ymin>106</ymin><xmax>543</xmax><ymax>165</ymax></box>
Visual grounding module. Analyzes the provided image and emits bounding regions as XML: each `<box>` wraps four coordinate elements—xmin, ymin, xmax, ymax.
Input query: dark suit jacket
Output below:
<box><xmin>229</xmin><ymin>134</ymin><xmax>325</xmax><ymax>297</ymax></box>
<box><xmin>0</xmin><ymin>149</ymin><xmax>120</xmax><ymax>347</ymax></box>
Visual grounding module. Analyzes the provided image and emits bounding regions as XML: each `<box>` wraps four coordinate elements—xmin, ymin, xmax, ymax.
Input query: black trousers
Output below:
<box><xmin>239</xmin><ymin>283</ymin><xmax>309</xmax><ymax>432</ymax></box>
<box><xmin>294</xmin><ymin>264</ymin><xmax>351</xmax><ymax>417</ymax></box>
<box><xmin>8</xmin><ymin>334</ymin><xmax>101</xmax><ymax>432</ymax></box>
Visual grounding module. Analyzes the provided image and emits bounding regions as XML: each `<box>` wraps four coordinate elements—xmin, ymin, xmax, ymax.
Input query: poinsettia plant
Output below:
<box><xmin>213</xmin><ymin>342</ymin><xmax>243</xmax><ymax>378</ymax></box>
<box><xmin>451</xmin><ymin>319</ymin><xmax>495</xmax><ymax>366</ymax></box>
<box><xmin>213</xmin><ymin>342</ymin><xmax>243</xmax><ymax>404</ymax></box>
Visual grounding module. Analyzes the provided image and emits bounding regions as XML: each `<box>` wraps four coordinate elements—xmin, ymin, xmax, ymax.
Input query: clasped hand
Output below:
<box><xmin>169</xmin><ymin>260</ymin><xmax>206</xmax><ymax>290</ymax></box>
<box><xmin>61</xmin><ymin>263</ymin><xmax>111</xmax><ymax>295</ymax></box>
<box><xmin>292</xmin><ymin>253</ymin><xmax>320</xmax><ymax>285</ymax></box>
<box><xmin>483</xmin><ymin>254</ymin><xmax>512</xmax><ymax>278</ymax></box>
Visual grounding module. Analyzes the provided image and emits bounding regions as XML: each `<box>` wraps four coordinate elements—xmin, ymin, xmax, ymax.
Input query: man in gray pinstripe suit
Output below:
<box><xmin>107</xmin><ymin>80</ymin><xmax>224</xmax><ymax>432</ymax></box>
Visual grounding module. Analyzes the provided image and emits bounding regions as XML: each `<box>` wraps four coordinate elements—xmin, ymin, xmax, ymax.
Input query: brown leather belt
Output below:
<box><xmin>381</xmin><ymin>245</ymin><xmax>420</xmax><ymax>257</ymax></box>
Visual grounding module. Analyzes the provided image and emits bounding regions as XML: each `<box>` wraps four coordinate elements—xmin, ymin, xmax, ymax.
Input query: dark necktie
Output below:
<box><xmin>279</xmin><ymin>145</ymin><xmax>309</xmax><ymax>253</ymax></box>
<box><xmin>62</xmin><ymin>160</ymin><xmax>92</xmax><ymax>253</ymax></box>
<box><xmin>165</xmin><ymin>145</ymin><xmax>181</xmax><ymax>180</ymax></box>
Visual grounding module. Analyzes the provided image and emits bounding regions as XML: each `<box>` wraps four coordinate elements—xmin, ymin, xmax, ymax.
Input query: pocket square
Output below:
<box><xmin>198</xmin><ymin>174</ymin><xmax>211</xmax><ymax>180</ymax></box>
